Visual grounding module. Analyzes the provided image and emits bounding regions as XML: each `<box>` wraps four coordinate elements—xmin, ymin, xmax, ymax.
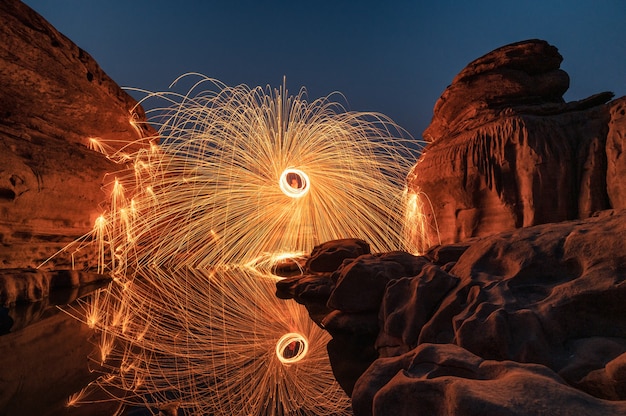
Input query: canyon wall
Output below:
<box><xmin>0</xmin><ymin>0</ymin><xmax>155</xmax><ymax>306</ymax></box>
<box><xmin>279</xmin><ymin>40</ymin><xmax>626</xmax><ymax>415</ymax></box>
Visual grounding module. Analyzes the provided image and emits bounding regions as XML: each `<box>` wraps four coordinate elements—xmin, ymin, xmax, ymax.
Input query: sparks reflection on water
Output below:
<box><xmin>70</xmin><ymin>267</ymin><xmax>350</xmax><ymax>415</ymax></box>
<box><xmin>59</xmin><ymin>75</ymin><xmax>431</xmax><ymax>415</ymax></box>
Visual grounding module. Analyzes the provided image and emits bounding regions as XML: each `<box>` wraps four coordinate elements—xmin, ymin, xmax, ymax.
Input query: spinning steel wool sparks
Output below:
<box><xmin>80</xmin><ymin>74</ymin><xmax>426</xmax><ymax>273</ymax></box>
<box><xmin>60</xmin><ymin>75</ymin><xmax>429</xmax><ymax>415</ymax></box>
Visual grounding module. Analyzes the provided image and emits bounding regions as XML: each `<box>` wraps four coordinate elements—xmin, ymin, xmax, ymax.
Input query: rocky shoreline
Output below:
<box><xmin>278</xmin><ymin>210</ymin><xmax>626</xmax><ymax>415</ymax></box>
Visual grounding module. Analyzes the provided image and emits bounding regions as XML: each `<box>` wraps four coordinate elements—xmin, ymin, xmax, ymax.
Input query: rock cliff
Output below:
<box><xmin>410</xmin><ymin>39</ymin><xmax>626</xmax><ymax>247</ymax></box>
<box><xmin>0</xmin><ymin>0</ymin><xmax>155</xmax><ymax>306</ymax></box>
<box><xmin>278</xmin><ymin>39</ymin><xmax>626</xmax><ymax>415</ymax></box>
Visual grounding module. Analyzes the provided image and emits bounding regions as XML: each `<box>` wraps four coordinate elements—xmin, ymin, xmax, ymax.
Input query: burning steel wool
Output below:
<box><xmin>59</xmin><ymin>75</ymin><xmax>428</xmax><ymax>415</ymax></box>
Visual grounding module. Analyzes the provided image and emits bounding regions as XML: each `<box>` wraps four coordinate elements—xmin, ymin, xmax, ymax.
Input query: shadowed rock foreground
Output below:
<box><xmin>278</xmin><ymin>210</ymin><xmax>626</xmax><ymax>415</ymax></box>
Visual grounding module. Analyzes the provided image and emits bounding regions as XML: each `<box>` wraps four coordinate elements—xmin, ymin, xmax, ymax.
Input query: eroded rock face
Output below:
<box><xmin>0</xmin><ymin>0</ymin><xmax>155</xmax><ymax>281</ymax></box>
<box><xmin>305</xmin><ymin>238</ymin><xmax>371</xmax><ymax>273</ymax></box>
<box><xmin>410</xmin><ymin>39</ymin><xmax>623</xmax><ymax>246</ymax></box>
<box><xmin>279</xmin><ymin>210</ymin><xmax>626</xmax><ymax>415</ymax></box>
<box><xmin>423</xmin><ymin>39</ymin><xmax>569</xmax><ymax>142</ymax></box>
<box><xmin>0</xmin><ymin>0</ymin><xmax>153</xmax><ymax>148</ymax></box>
<box><xmin>607</xmin><ymin>97</ymin><xmax>626</xmax><ymax>209</ymax></box>
<box><xmin>353</xmin><ymin>343</ymin><xmax>626</xmax><ymax>416</ymax></box>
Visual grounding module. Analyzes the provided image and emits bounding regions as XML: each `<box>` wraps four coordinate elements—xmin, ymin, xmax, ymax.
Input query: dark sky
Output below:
<box><xmin>23</xmin><ymin>0</ymin><xmax>626</xmax><ymax>139</ymax></box>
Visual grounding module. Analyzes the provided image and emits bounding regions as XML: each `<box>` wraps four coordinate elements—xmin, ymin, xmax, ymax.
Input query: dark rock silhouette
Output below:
<box><xmin>0</xmin><ymin>306</ymin><xmax>13</xmax><ymax>334</ymax></box>
<box><xmin>281</xmin><ymin>210</ymin><xmax>626</xmax><ymax>415</ymax></box>
<box><xmin>410</xmin><ymin>39</ymin><xmax>625</xmax><ymax>247</ymax></box>
<box><xmin>353</xmin><ymin>343</ymin><xmax>626</xmax><ymax>416</ymax></box>
<box><xmin>0</xmin><ymin>0</ymin><xmax>155</xmax><ymax>304</ymax></box>
<box><xmin>306</xmin><ymin>238</ymin><xmax>371</xmax><ymax>273</ymax></box>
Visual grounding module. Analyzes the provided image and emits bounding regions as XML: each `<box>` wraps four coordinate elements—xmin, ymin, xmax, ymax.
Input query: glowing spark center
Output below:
<box><xmin>279</xmin><ymin>168</ymin><xmax>310</xmax><ymax>198</ymax></box>
<box><xmin>276</xmin><ymin>332</ymin><xmax>309</xmax><ymax>364</ymax></box>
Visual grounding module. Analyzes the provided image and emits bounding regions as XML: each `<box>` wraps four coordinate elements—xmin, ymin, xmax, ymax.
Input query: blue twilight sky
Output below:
<box><xmin>22</xmin><ymin>0</ymin><xmax>626</xmax><ymax>140</ymax></box>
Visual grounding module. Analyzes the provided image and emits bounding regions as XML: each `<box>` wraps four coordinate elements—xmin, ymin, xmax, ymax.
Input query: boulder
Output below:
<box><xmin>353</xmin><ymin>343</ymin><xmax>626</xmax><ymax>416</ymax></box>
<box><xmin>328</xmin><ymin>251</ymin><xmax>428</xmax><ymax>313</ymax></box>
<box><xmin>305</xmin><ymin>238</ymin><xmax>371</xmax><ymax>272</ymax></box>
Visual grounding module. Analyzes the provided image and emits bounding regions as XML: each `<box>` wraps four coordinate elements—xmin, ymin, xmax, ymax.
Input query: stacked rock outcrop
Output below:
<box><xmin>410</xmin><ymin>39</ymin><xmax>626</xmax><ymax>246</ymax></box>
<box><xmin>0</xmin><ymin>0</ymin><xmax>155</xmax><ymax>306</ymax></box>
<box><xmin>279</xmin><ymin>211</ymin><xmax>626</xmax><ymax>415</ymax></box>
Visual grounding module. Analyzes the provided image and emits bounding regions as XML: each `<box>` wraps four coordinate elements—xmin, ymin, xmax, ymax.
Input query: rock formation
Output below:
<box><xmin>278</xmin><ymin>210</ymin><xmax>626</xmax><ymax>415</ymax></box>
<box><xmin>278</xmin><ymin>39</ymin><xmax>626</xmax><ymax>415</ymax></box>
<box><xmin>607</xmin><ymin>98</ymin><xmax>626</xmax><ymax>208</ymax></box>
<box><xmin>409</xmin><ymin>39</ymin><xmax>626</xmax><ymax>247</ymax></box>
<box><xmin>0</xmin><ymin>0</ymin><xmax>155</xmax><ymax>306</ymax></box>
<box><xmin>2</xmin><ymin>6</ymin><xmax>625</xmax><ymax>414</ymax></box>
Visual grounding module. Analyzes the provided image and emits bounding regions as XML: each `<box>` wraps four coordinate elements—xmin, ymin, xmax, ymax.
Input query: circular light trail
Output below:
<box><xmin>276</xmin><ymin>332</ymin><xmax>309</xmax><ymax>364</ymax></box>
<box><xmin>279</xmin><ymin>168</ymin><xmax>310</xmax><ymax>198</ymax></box>
<box><xmin>73</xmin><ymin>74</ymin><xmax>427</xmax><ymax>271</ymax></box>
<box><xmin>68</xmin><ymin>267</ymin><xmax>351</xmax><ymax>415</ymax></box>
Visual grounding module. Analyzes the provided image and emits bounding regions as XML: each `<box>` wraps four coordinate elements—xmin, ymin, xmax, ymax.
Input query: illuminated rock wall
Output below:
<box><xmin>0</xmin><ymin>0</ymin><xmax>155</xmax><ymax>304</ymax></box>
<box><xmin>277</xmin><ymin>40</ymin><xmax>626</xmax><ymax>416</ymax></box>
<box><xmin>410</xmin><ymin>39</ymin><xmax>625</xmax><ymax>246</ymax></box>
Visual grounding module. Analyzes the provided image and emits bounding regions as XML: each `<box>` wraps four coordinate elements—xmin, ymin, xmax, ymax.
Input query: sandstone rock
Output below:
<box><xmin>607</xmin><ymin>96</ymin><xmax>626</xmax><ymax>209</ymax></box>
<box><xmin>0</xmin><ymin>268</ymin><xmax>108</xmax><ymax>307</ymax></box>
<box><xmin>0</xmin><ymin>0</ymin><xmax>153</xmax><ymax>148</ymax></box>
<box><xmin>374</xmin><ymin>211</ymin><xmax>626</xmax><ymax>413</ymax></box>
<box><xmin>423</xmin><ymin>240</ymin><xmax>474</xmax><ymax>266</ymax></box>
<box><xmin>327</xmin><ymin>332</ymin><xmax>379</xmax><ymax>397</ymax></box>
<box><xmin>376</xmin><ymin>263</ymin><xmax>459</xmax><ymax>357</ymax></box>
<box><xmin>321</xmin><ymin>309</ymin><xmax>380</xmax><ymax>336</ymax></box>
<box><xmin>327</xmin><ymin>251</ymin><xmax>428</xmax><ymax>313</ymax></box>
<box><xmin>277</xmin><ymin>40</ymin><xmax>626</xmax><ymax>415</ymax></box>
<box><xmin>409</xmin><ymin>39</ymin><xmax>621</xmax><ymax>247</ymax></box>
<box><xmin>305</xmin><ymin>238</ymin><xmax>371</xmax><ymax>272</ymax></box>
<box><xmin>0</xmin><ymin>0</ymin><xmax>155</xmax><ymax>278</ymax></box>
<box><xmin>278</xmin><ymin>210</ymin><xmax>626</xmax><ymax>415</ymax></box>
<box><xmin>272</xmin><ymin>39</ymin><xmax>626</xmax><ymax>416</ymax></box>
<box><xmin>423</xmin><ymin>39</ymin><xmax>569</xmax><ymax>142</ymax></box>
<box><xmin>352</xmin><ymin>343</ymin><xmax>626</xmax><ymax>416</ymax></box>
<box><xmin>276</xmin><ymin>274</ymin><xmax>335</xmax><ymax>302</ymax></box>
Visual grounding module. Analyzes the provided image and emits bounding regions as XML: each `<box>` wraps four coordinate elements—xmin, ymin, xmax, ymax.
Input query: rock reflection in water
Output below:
<box><xmin>0</xmin><ymin>282</ymin><xmax>119</xmax><ymax>416</ymax></box>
